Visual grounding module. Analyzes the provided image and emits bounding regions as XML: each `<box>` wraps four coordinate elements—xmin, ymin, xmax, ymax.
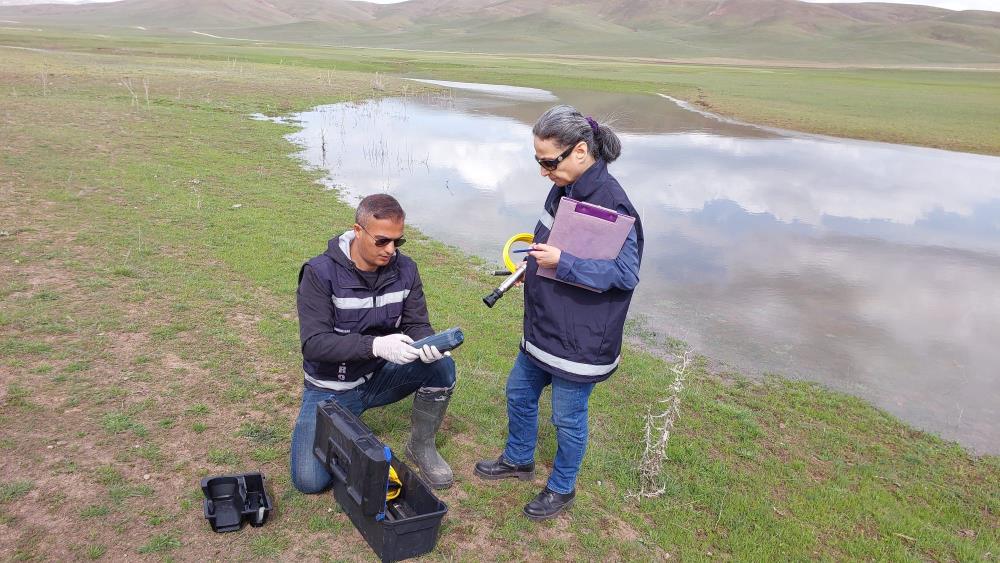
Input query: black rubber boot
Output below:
<box><xmin>523</xmin><ymin>487</ymin><xmax>575</xmax><ymax>521</ymax></box>
<box><xmin>474</xmin><ymin>456</ymin><xmax>535</xmax><ymax>481</ymax></box>
<box><xmin>405</xmin><ymin>388</ymin><xmax>454</xmax><ymax>490</ymax></box>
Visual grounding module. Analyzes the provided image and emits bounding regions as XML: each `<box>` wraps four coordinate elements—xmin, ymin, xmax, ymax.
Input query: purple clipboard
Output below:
<box><xmin>537</xmin><ymin>197</ymin><xmax>635</xmax><ymax>292</ymax></box>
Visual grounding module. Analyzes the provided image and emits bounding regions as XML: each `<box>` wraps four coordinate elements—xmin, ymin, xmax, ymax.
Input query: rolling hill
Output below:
<box><xmin>1</xmin><ymin>0</ymin><xmax>998</xmax><ymax>64</ymax></box>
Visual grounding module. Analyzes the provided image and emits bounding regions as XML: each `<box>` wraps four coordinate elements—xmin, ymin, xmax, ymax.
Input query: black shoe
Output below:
<box><xmin>473</xmin><ymin>456</ymin><xmax>535</xmax><ymax>481</ymax></box>
<box><xmin>523</xmin><ymin>487</ymin><xmax>575</xmax><ymax>521</ymax></box>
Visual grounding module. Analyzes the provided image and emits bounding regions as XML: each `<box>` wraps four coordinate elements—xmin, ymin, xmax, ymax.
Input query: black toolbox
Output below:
<box><xmin>314</xmin><ymin>398</ymin><xmax>448</xmax><ymax>562</ymax></box>
<box><xmin>200</xmin><ymin>472</ymin><xmax>272</xmax><ymax>533</ymax></box>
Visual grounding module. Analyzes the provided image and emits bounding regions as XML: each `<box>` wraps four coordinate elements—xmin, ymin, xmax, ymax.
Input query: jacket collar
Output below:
<box><xmin>564</xmin><ymin>159</ymin><xmax>607</xmax><ymax>200</ymax></box>
<box><xmin>325</xmin><ymin>230</ymin><xmax>399</xmax><ymax>289</ymax></box>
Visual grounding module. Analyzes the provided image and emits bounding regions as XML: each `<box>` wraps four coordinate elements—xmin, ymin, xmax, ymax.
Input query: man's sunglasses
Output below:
<box><xmin>359</xmin><ymin>223</ymin><xmax>406</xmax><ymax>248</ymax></box>
<box><xmin>534</xmin><ymin>143</ymin><xmax>578</xmax><ymax>171</ymax></box>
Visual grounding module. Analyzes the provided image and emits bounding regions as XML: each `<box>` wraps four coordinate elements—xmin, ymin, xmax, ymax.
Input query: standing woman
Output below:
<box><xmin>475</xmin><ymin>105</ymin><xmax>643</xmax><ymax>520</ymax></box>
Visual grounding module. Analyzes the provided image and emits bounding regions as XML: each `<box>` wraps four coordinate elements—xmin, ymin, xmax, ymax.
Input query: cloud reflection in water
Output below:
<box><xmin>284</xmin><ymin>92</ymin><xmax>1000</xmax><ymax>453</ymax></box>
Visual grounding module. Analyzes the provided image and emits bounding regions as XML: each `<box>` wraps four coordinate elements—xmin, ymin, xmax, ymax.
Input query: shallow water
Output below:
<box><xmin>277</xmin><ymin>81</ymin><xmax>1000</xmax><ymax>454</ymax></box>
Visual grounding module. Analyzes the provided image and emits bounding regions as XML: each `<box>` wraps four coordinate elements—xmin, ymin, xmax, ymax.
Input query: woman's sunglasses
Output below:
<box><xmin>534</xmin><ymin>143</ymin><xmax>577</xmax><ymax>171</ymax></box>
<box><xmin>359</xmin><ymin>223</ymin><xmax>406</xmax><ymax>248</ymax></box>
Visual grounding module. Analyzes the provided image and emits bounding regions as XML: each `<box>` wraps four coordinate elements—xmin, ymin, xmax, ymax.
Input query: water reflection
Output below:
<box><xmin>279</xmin><ymin>84</ymin><xmax>1000</xmax><ymax>454</ymax></box>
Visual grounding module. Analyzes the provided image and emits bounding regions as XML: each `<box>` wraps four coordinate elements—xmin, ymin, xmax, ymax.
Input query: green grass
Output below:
<box><xmin>4</xmin><ymin>383</ymin><xmax>34</xmax><ymax>410</ymax></box>
<box><xmin>250</xmin><ymin>447</ymin><xmax>283</xmax><ymax>463</ymax></box>
<box><xmin>94</xmin><ymin>466</ymin><xmax>125</xmax><ymax>488</ymax></box>
<box><xmin>249</xmin><ymin>533</ymin><xmax>290</xmax><ymax>558</ymax></box>
<box><xmin>207</xmin><ymin>449</ymin><xmax>240</xmax><ymax>465</ymax></box>
<box><xmin>80</xmin><ymin>505</ymin><xmax>111</xmax><ymax>519</ymax></box>
<box><xmin>306</xmin><ymin>513</ymin><xmax>347</xmax><ymax>533</ymax></box>
<box><xmin>0</xmin><ymin>28</ymin><xmax>996</xmax><ymax>561</ymax></box>
<box><xmin>85</xmin><ymin>544</ymin><xmax>107</xmax><ymax>560</ymax></box>
<box><xmin>0</xmin><ymin>481</ymin><xmax>33</xmax><ymax>504</ymax></box>
<box><xmin>93</xmin><ymin>466</ymin><xmax>155</xmax><ymax>506</ymax></box>
<box><xmin>137</xmin><ymin>533</ymin><xmax>181</xmax><ymax>554</ymax></box>
<box><xmin>239</xmin><ymin>421</ymin><xmax>286</xmax><ymax>445</ymax></box>
<box><xmin>100</xmin><ymin>412</ymin><xmax>140</xmax><ymax>434</ymax></box>
<box><xmin>107</xmin><ymin>484</ymin><xmax>155</xmax><ymax>505</ymax></box>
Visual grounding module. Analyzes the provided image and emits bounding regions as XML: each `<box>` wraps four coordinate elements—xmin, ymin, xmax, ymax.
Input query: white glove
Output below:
<box><xmin>417</xmin><ymin>344</ymin><xmax>451</xmax><ymax>364</ymax></box>
<box><xmin>372</xmin><ymin>333</ymin><xmax>418</xmax><ymax>365</ymax></box>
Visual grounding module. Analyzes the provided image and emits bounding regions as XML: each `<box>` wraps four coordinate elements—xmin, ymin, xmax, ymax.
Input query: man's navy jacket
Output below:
<box><xmin>296</xmin><ymin>230</ymin><xmax>434</xmax><ymax>391</ymax></box>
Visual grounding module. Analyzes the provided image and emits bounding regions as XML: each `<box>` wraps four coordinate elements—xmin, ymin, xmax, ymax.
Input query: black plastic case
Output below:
<box><xmin>314</xmin><ymin>399</ymin><xmax>448</xmax><ymax>562</ymax></box>
<box><xmin>201</xmin><ymin>472</ymin><xmax>272</xmax><ymax>533</ymax></box>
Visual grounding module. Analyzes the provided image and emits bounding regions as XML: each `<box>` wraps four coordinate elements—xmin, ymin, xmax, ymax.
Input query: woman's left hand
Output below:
<box><xmin>529</xmin><ymin>244</ymin><xmax>561</xmax><ymax>269</ymax></box>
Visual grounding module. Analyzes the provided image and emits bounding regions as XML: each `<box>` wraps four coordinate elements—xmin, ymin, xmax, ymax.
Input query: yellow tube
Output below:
<box><xmin>502</xmin><ymin>233</ymin><xmax>534</xmax><ymax>273</ymax></box>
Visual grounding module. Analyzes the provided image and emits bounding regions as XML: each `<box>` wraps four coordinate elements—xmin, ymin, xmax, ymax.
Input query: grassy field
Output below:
<box><xmin>3</xmin><ymin>28</ymin><xmax>1000</xmax><ymax>155</ymax></box>
<box><xmin>1</xmin><ymin>31</ymin><xmax>998</xmax><ymax>561</ymax></box>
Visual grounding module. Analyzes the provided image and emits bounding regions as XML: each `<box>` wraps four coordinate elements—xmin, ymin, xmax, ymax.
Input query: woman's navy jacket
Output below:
<box><xmin>523</xmin><ymin>159</ymin><xmax>644</xmax><ymax>383</ymax></box>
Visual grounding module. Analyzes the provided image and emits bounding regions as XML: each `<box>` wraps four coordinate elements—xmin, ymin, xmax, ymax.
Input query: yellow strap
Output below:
<box><xmin>386</xmin><ymin>465</ymin><xmax>402</xmax><ymax>501</ymax></box>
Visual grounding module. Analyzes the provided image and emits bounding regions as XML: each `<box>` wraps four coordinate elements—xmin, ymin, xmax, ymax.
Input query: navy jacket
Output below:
<box><xmin>297</xmin><ymin>231</ymin><xmax>434</xmax><ymax>391</ymax></box>
<box><xmin>522</xmin><ymin>160</ymin><xmax>644</xmax><ymax>383</ymax></box>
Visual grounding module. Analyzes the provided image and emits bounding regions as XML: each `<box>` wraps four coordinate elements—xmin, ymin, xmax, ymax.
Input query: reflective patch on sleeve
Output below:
<box><xmin>539</xmin><ymin>210</ymin><xmax>554</xmax><ymax>230</ymax></box>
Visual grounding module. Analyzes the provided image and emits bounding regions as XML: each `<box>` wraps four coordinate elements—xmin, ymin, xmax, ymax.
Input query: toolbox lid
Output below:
<box><xmin>314</xmin><ymin>399</ymin><xmax>393</xmax><ymax>518</ymax></box>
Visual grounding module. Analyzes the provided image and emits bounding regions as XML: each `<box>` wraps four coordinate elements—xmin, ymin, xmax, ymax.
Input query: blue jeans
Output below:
<box><xmin>503</xmin><ymin>351</ymin><xmax>595</xmax><ymax>495</ymax></box>
<box><xmin>290</xmin><ymin>356</ymin><xmax>456</xmax><ymax>494</ymax></box>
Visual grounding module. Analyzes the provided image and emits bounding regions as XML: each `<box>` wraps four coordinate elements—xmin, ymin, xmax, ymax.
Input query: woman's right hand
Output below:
<box><xmin>528</xmin><ymin>244</ymin><xmax>561</xmax><ymax>269</ymax></box>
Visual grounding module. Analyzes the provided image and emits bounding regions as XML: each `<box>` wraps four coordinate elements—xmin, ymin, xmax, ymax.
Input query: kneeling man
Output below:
<box><xmin>290</xmin><ymin>194</ymin><xmax>456</xmax><ymax>491</ymax></box>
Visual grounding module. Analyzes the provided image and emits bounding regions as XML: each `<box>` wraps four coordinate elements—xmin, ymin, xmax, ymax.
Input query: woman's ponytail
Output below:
<box><xmin>591</xmin><ymin>120</ymin><xmax>621</xmax><ymax>163</ymax></box>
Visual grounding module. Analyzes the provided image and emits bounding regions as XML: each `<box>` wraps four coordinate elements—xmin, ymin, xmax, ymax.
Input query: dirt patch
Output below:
<box><xmin>1</xmin><ymin>200</ymin><xmax>224</xmax><ymax>559</ymax></box>
<box><xmin>3</xmin><ymin>259</ymin><xmax>75</xmax><ymax>301</ymax></box>
<box><xmin>161</xmin><ymin>350</ymin><xmax>207</xmax><ymax>378</ymax></box>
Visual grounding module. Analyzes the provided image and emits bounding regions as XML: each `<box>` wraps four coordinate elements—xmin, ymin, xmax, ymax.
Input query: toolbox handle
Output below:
<box><xmin>324</xmin><ymin>437</ymin><xmax>350</xmax><ymax>484</ymax></box>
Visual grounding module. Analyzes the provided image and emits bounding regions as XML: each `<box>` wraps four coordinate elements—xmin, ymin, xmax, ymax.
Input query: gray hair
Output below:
<box><xmin>355</xmin><ymin>193</ymin><xmax>405</xmax><ymax>225</ymax></box>
<box><xmin>532</xmin><ymin>104</ymin><xmax>621</xmax><ymax>163</ymax></box>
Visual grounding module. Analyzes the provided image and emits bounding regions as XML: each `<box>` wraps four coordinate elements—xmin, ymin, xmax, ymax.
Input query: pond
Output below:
<box><xmin>270</xmin><ymin>79</ymin><xmax>1000</xmax><ymax>455</ymax></box>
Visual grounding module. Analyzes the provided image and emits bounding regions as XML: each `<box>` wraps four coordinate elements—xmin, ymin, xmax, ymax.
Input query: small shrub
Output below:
<box><xmin>86</xmin><ymin>544</ymin><xmax>107</xmax><ymax>560</ymax></box>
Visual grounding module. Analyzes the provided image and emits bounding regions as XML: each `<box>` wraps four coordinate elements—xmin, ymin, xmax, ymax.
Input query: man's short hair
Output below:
<box><xmin>355</xmin><ymin>194</ymin><xmax>405</xmax><ymax>225</ymax></box>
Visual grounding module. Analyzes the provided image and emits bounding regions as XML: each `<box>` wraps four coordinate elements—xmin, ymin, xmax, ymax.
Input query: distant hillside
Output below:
<box><xmin>1</xmin><ymin>0</ymin><xmax>999</xmax><ymax>64</ymax></box>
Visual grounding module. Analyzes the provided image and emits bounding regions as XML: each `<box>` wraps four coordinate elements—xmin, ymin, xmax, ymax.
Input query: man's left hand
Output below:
<box><xmin>417</xmin><ymin>344</ymin><xmax>451</xmax><ymax>363</ymax></box>
<box><xmin>528</xmin><ymin>244</ymin><xmax>561</xmax><ymax>269</ymax></box>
